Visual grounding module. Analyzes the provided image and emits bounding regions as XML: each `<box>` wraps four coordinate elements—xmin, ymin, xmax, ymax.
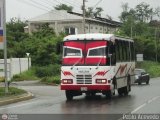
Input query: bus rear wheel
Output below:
<box><xmin>65</xmin><ymin>90</ymin><xmax>73</xmax><ymax>101</ymax></box>
<box><xmin>123</xmin><ymin>86</ymin><xmax>129</xmax><ymax>95</ymax></box>
<box><xmin>118</xmin><ymin>88</ymin><xmax>123</xmax><ymax>96</ymax></box>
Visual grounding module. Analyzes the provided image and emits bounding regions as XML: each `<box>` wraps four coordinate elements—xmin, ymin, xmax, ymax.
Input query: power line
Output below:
<box><xmin>29</xmin><ymin>0</ymin><xmax>53</xmax><ymax>10</ymax></box>
<box><xmin>38</xmin><ymin>0</ymin><xmax>55</xmax><ymax>8</ymax></box>
<box><xmin>16</xmin><ymin>0</ymin><xmax>65</xmax><ymax>18</ymax></box>
<box><xmin>16</xmin><ymin>0</ymin><xmax>49</xmax><ymax>11</ymax></box>
<box><xmin>94</xmin><ymin>0</ymin><xmax>103</xmax><ymax>8</ymax></box>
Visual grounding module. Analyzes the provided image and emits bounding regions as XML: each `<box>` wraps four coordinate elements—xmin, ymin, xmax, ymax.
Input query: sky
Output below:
<box><xmin>6</xmin><ymin>0</ymin><xmax>160</xmax><ymax>22</ymax></box>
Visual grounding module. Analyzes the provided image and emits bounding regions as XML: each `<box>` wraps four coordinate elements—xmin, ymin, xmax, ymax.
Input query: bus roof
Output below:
<box><xmin>63</xmin><ymin>33</ymin><xmax>134</xmax><ymax>42</ymax></box>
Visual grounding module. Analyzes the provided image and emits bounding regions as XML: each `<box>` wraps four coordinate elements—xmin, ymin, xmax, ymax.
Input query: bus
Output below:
<box><xmin>60</xmin><ymin>33</ymin><xmax>135</xmax><ymax>100</ymax></box>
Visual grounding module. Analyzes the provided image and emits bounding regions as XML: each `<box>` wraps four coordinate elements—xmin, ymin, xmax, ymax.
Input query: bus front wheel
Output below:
<box><xmin>105</xmin><ymin>90</ymin><xmax>112</xmax><ymax>99</ymax></box>
<box><xmin>65</xmin><ymin>90</ymin><xmax>73</xmax><ymax>101</ymax></box>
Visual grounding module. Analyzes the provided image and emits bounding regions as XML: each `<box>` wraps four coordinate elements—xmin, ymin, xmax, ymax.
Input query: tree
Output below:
<box><xmin>135</xmin><ymin>2</ymin><xmax>153</xmax><ymax>22</ymax></box>
<box><xmin>94</xmin><ymin>7</ymin><xmax>103</xmax><ymax>17</ymax></box>
<box><xmin>6</xmin><ymin>18</ymin><xmax>28</xmax><ymax>42</ymax></box>
<box><xmin>85</xmin><ymin>7</ymin><xmax>94</xmax><ymax>17</ymax></box>
<box><xmin>54</xmin><ymin>4</ymin><xmax>73</xmax><ymax>12</ymax></box>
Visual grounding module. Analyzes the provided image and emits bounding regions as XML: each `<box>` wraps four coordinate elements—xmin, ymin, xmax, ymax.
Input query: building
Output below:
<box><xmin>27</xmin><ymin>10</ymin><xmax>121</xmax><ymax>35</ymax></box>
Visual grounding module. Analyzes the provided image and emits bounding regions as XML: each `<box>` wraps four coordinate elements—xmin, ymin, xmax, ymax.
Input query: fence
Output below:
<box><xmin>0</xmin><ymin>58</ymin><xmax>31</xmax><ymax>81</ymax></box>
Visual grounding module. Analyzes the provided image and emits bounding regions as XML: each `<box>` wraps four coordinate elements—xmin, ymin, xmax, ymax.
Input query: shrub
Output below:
<box><xmin>35</xmin><ymin>64</ymin><xmax>61</xmax><ymax>78</ymax></box>
<box><xmin>41</xmin><ymin>75</ymin><xmax>60</xmax><ymax>84</ymax></box>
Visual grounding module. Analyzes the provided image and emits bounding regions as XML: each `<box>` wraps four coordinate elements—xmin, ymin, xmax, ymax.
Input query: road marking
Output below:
<box><xmin>131</xmin><ymin>96</ymin><xmax>160</xmax><ymax>114</ymax></box>
<box><xmin>117</xmin><ymin>96</ymin><xmax>160</xmax><ymax>120</ymax></box>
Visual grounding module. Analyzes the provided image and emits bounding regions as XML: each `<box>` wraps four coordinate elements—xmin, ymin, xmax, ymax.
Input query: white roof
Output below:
<box><xmin>64</xmin><ymin>33</ymin><xmax>134</xmax><ymax>42</ymax></box>
<box><xmin>64</xmin><ymin>33</ymin><xmax>114</xmax><ymax>41</ymax></box>
<box><xmin>29</xmin><ymin>10</ymin><xmax>83</xmax><ymax>22</ymax></box>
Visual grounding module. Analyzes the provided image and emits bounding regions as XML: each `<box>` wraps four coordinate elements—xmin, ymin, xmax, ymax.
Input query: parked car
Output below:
<box><xmin>134</xmin><ymin>69</ymin><xmax>150</xmax><ymax>85</ymax></box>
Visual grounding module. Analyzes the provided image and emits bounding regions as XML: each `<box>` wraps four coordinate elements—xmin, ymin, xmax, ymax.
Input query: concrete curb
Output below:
<box><xmin>0</xmin><ymin>92</ymin><xmax>34</xmax><ymax>106</ymax></box>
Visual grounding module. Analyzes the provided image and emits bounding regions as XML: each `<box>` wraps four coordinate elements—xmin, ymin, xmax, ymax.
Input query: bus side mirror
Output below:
<box><xmin>108</xmin><ymin>54</ymin><xmax>112</xmax><ymax>66</ymax></box>
<box><xmin>108</xmin><ymin>54</ymin><xmax>112</xmax><ymax>58</ymax></box>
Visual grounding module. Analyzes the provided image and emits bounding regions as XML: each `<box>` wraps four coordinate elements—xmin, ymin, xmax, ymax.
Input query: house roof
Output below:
<box><xmin>29</xmin><ymin>10</ymin><xmax>83</xmax><ymax>22</ymax></box>
<box><xmin>28</xmin><ymin>10</ymin><xmax>121</xmax><ymax>27</ymax></box>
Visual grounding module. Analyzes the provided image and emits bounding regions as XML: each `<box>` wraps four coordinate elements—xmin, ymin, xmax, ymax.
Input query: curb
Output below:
<box><xmin>0</xmin><ymin>92</ymin><xmax>34</xmax><ymax>106</ymax></box>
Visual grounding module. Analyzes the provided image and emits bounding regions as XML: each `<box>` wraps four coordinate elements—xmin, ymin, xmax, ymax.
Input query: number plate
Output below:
<box><xmin>81</xmin><ymin>87</ymin><xmax>88</xmax><ymax>91</ymax></box>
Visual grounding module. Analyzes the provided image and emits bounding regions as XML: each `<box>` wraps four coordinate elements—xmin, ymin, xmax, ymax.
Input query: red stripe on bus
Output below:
<box><xmin>61</xmin><ymin>85</ymin><xmax>110</xmax><ymax>90</ymax></box>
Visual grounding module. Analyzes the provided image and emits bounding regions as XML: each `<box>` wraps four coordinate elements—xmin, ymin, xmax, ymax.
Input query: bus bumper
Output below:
<box><xmin>61</xmin><ymin>85</ymin><xmax>111</xmax><ymax>91</ymax></box>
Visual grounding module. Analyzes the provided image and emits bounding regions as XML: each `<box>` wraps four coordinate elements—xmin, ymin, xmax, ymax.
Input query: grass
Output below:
<box><xmin>11</xmin><ymin>65</ymin><xmax>61</xmax><ymax>85</ymax></box>
<box><xmin>40</xmin><ymin>75</ymin><xmax>60</xmax><ymax>85</ymax></box>
<box><xmin>11</xmin><ymin>67</ymin><xmax>39</xmax><ymax>81</ymax></box>
<box><xmin>0</xmin><ymin>87</ymin><xmax>26</xmax><ymax>97</ymax></box>
<box><xmin>136</xmin><ymin>61</ymin><xmax>160</xmax><ymax>78</ymax></box>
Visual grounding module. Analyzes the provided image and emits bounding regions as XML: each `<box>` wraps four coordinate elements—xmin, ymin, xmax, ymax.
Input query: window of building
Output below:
<box><xmin>65</xmin><ymin>27</ymin><xmax>77</xmax><ymax>35</ymax></box>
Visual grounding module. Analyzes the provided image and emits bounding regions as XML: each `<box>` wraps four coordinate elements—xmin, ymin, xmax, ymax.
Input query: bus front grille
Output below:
<box><xmin>76</xmin><ymin>75</ymin><xmax>92</xmax><ymax>84</ymax></box>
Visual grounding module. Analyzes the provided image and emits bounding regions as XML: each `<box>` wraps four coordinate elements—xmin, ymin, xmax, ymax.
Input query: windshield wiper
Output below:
<box><xmin>71</xmin><ymin>58</ymin><xmax>82</xmax><ymax>70</ymax></box>
<box><xmin>96</xmin><ymin>57</ymin><xmax>104</xmax><ymax>69</ymax></box>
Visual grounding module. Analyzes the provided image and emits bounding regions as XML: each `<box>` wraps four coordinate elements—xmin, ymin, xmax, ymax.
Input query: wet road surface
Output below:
<box><xmin>0</xmin><ymin>78</ymin><xmax>160</xmax><ymax>115</ymax></box>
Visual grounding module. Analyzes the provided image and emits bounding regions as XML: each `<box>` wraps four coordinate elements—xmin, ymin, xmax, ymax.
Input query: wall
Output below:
<box><xmin>0</xmin><ymin>58</ymin><xmax>31</xmax><ymax>81</ymax></box>
<box><xmin>28</xmin><ymin>20</ymin><xmax>118</xmax><ymax>35</ymax></box>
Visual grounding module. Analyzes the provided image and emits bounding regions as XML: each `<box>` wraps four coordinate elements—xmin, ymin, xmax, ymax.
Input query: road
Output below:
<box><xmin>0</xmin><ymin>78</ymin><xmax>160</xmax><ymax>119</ymax></box>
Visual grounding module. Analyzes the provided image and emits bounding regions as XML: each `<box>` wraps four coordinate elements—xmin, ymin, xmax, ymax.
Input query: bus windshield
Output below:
<box><xmin>62</xmin><ymin>40</ymin><xmax>108</xmax><ymax>66</ymax></box>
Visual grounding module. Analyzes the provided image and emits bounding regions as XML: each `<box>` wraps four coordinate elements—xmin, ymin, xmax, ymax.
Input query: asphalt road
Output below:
<box><xmin>0</xmin><ymin>78</ymin><xmax>160</xmax><ymax>117</ymax></box>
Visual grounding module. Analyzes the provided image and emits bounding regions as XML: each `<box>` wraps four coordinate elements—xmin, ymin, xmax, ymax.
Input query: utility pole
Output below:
<box><xmin>131</xmin><ymin>22</ymin><xmax>133</xmax><ymax>38</ymax></box>
<box><xmin>2</xmin><ymin>0</ymin><xmax>8</xmax><ymax>93</ymax></box>
<box><xmin>155</xmin><ymin>28</ymin><xmax>158</xmax><ymax>62</ymax></box>
<box><xmin>83</xmin><ymin>0</ymin><xmax>86</xmax><ymax>34</ymax></box>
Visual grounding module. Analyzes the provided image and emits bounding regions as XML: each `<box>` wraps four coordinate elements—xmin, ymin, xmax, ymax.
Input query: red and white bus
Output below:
<box><xmin>60</xmin><ymin>33</ymin><xmax>135</xmax><ymax>100</ymax></box>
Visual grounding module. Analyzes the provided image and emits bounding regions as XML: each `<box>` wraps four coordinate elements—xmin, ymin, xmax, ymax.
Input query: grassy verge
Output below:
<box><xmin>40</xmin><ymin>75</ymin><xmax>60</xmax><ymax>85</ymax></box>
<box><xmin>11</xmin><ymin>67</ymin><xmax>39</xmax><ymax>81</ymax></box>
<box><xmin>0</xmin><ymin>87</ymin><xmax>26</xmax><ymax>97</ymax></box>
<box><xmin>136</xmin><ymin>61</ymin><xmax>160</xmax><ymax>78</ymax></box>
<box><xmin>11</xmin><ymin>64</ymin><xmax>61</xmax><ymax>85</ymax></box>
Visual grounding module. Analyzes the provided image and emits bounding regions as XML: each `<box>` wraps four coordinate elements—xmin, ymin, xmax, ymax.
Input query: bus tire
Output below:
<box><xmin>118</xmin><ymin>88</ymin><xmax>123</xmax><ymax>96</ymax></box>
<box><xmin>123</xmin><ymin>86</ymin><xmax>129</xmax><ymax>95</ymax></box>
<box><xmin>65</xmin><ymin>90</ymin><xmax>73</xmax><ymax>101</ymax></box>
<box><xmin>127</xmin><ymin>75</ymin><xmax>131</xmax><ymax>92</ymax></box>
<box><xmin>106</xmin><ymin>90</ymin><xmax>112</xmax><ymax>99</ymax></box>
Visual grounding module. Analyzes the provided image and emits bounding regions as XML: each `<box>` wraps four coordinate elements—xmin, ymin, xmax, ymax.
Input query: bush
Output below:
<box><xmin>41</xmin><ymin>75</ymin><xmax>60</xmax><ymax>84</ymax></box>
<box><xmin>35</xmin><ymin>64</ymin><xmax>61</xmax><ymax>78</ymax></box>
<box><xmin>136</xmin><ymin>61</ymin><xmax>160</xmax><ymax>78</ymax></box>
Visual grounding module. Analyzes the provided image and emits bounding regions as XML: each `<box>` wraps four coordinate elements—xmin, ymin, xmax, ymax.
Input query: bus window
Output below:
<box><xmin>109</xmin><ymin>42</ymin><xmax>116</xmax><ymax>65</ymax></box>
<box><xmin>123</xmin><ymin>41</ymin><xmax>127</xmax><ymax>61</ymax></box>
<box><xmin>131</xmin><ymin>42</ymin><xmax>135</xmax><ymax>61</ymax></box>
<box><xmin>116</xmin><ymin>40</ymin><xmax>120</xmax><ymax>62</ymax></box>
<box><xmin>126</xmin><ymin>42</ymin><xmax>130</xmax><ymax>61</ymax></box>
<box><xmin>119</xmin><ymin>41</ymin><xmax>123</xmax><ymax>61</ymax></box>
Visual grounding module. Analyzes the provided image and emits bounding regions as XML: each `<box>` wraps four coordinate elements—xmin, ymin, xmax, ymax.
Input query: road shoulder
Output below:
<box><xmin>0</xmin><ymin>92</ymin><xmax>34</xmax><ymax>106</ymax></box>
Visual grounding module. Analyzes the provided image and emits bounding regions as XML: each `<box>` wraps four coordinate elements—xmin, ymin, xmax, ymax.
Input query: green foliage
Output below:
<box><xmin>11</xmin><ymin>67</ymin><xmax>38</xmax><ymax>81</ymax></box>
<box><xmin>136</xmin><ymin>61</ymin><xmax>160</xmax><ymax>78</ymax></box>
<box><xmin>55</xmin><ymin>4</ymin><xmax>73</xmax><ymax>12</ymax></box>
<box><xmin>35</xmin><ymin>64</ymin><xmax>61</xmax><ymax>78</ymax></box>
<box><xmin>0</xmin><ymin>87</ymin><xmax>26</xmax><ymax>97</ymax></box>
<box><xmin>2</xmin><ymin>18</ymin><xmax>64</xmax><ymax>66</ymax></box>
<box><xmin>85</xmin><ymin>7</ymin><xmax>104</xmax><ymax>18</ymax></box>
<box><xmin>117</xmin><ymin>2</ymin><xmax>160</xmax><ymax>62</ymax></box>
<box><xmin>41</xmin><ymin>75</ymin><xmax>60</xmax><ymax>84</ymax></box>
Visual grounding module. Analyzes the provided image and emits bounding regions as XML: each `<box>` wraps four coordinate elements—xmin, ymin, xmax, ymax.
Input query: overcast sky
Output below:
<box><xmin>6</xmin><ymin>0</ymin><xmax>160</xmax><ymax>21</ymax></box>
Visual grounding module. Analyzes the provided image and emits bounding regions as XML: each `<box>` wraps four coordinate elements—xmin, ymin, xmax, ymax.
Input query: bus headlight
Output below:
<box><xmin>62</xmin><ymin>79</ymin><xmax>73</xmax><ymax>84</ymax></box>
<box><xmin>96</xmin><ymin>79</ymin><xmax>107</xmax><ymax>84</ymax></box>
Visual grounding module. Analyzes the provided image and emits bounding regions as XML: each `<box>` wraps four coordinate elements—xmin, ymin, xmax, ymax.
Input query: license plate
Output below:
<box><xmin>81</xmin><ymin>87</ymin><xmax>87</xmax><ymax>91</ymax></box>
